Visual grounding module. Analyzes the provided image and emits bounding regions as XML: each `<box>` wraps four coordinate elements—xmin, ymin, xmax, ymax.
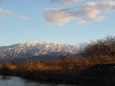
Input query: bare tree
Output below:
<box><xmin>81</xmin><ymin>35</ymin><xmax>115</xmax><ymax>58</ymax></box>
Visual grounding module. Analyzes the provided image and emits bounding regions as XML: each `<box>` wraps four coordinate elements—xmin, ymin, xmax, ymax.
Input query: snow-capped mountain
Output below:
<box><xmin>0</xmin><ymin>41</ymin><xmax>88</xmax><ymax>59</ymax></box>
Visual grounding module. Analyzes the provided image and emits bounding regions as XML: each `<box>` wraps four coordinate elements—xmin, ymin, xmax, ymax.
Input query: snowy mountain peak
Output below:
<box><xmin>0</xmin><ymin>41</ymin><xmax>88</xmax><ymax>58</ymax></box>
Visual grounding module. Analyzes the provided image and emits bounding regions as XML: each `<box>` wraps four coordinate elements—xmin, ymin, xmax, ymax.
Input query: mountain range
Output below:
<box><xmin>0</xmin><ymin>41</ymin><xmax>88</xmax><ymax>62</ymax></box>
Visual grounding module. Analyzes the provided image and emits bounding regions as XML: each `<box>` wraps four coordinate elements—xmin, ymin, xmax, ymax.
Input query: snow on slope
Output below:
<box><xmin>0</xmin><ymin>41</ymin><xmax>88</xmax><ymax>58</ymax></box>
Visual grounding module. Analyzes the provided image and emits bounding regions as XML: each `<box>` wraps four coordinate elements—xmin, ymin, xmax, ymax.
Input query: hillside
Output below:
<box><xmin>0</xmin><ymin>41</ymin><xmax>88</xmax><ymax>60</ymax></box>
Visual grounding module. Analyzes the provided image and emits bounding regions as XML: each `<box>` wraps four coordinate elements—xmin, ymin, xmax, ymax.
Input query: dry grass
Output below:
<box><xmin>0</xmin><ymin>57</ymin><xmax>115</xmax><ymax>85</ymax></box>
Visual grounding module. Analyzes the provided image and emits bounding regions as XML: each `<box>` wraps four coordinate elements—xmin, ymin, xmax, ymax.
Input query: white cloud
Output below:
<box><xmin>74</xmin><ymin>0</ymin><xmax>115</xmax><ymax>24</ymax></box>
<box><xmin>44</xmin><ymin>0</ymin><xmax>115</xmax><ymax>25</ymax></box>
<box><xmin>44</xmin><ymin>9</ymin><xmax>73</xmax><ymax>25</ymax></box>
<box><xmin>0</xmin><ymin>9</ymin><xmax>14</xmax><ymax>14</ymax></box>
<box><xmin>18</xmin><ymin>16</ymin><xmax>28</xmax><ymax>20</ymax></box>
<box><xmin>0</xmin><ymin>9</ymin><xmax>14</xmax><ymax>19</ymax></box>
<box><xmin>50</xmin><ymin>0</ymin><xmax>82</xmax><ymax>4</ymax></box>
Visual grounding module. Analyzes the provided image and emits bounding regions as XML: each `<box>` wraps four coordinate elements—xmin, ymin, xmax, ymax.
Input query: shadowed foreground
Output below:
<box><xmin>0</xmin><ymin>57</ymin><xmax>115</xmax><ymax>86</ymax></box>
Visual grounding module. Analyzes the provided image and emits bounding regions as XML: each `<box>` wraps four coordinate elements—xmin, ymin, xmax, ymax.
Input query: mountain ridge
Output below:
<box><xmin>0</xmin><ymin>41</ymin><xmax>88</xmax><ymax>59</ymax></box>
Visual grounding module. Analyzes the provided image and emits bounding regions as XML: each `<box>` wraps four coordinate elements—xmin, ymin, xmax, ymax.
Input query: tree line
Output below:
<box><xmin>81</xmin><ymin>35</ymin><xmax>115</xmax><ymax>58</ymax></box>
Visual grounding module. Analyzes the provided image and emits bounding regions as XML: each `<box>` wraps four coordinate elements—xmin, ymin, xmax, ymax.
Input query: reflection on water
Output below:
<box><xmin>0</xmin><ymin>76</ymin><xmax>76</xmax><ymax>86</ymax></box>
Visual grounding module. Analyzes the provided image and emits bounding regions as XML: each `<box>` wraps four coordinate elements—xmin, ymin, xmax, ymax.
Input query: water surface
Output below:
<box><xmin>0</xmin><ymin>76</ymin><xmax>76</xmax><ymax>86</ymax></box>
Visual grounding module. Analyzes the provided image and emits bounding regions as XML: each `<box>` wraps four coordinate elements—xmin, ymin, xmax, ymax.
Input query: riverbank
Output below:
<box><xmin>0</xmin><ymin>57</ymin><xmax>115</xmax><ymax>85</ymax></box>
<box><xmin>0</xmin><ymin>75</ymin><xmax>76</xmax><ymax>86</ymax></box>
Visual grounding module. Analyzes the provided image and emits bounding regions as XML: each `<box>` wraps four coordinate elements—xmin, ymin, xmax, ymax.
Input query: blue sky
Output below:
<box><xmin>0</xmin><ymin>0</ymin><xmax>115</xmax><ymax>46</ymax></box>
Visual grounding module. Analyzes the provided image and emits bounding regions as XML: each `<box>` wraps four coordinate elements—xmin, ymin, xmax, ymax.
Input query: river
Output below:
<box><xmin>0</xmin><ymin>76</ymin><xmax>77</xmax><ymax>86</ymax></box>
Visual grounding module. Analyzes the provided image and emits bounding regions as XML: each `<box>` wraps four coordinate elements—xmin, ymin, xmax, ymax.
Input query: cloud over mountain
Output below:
<box><xmin>44</xmin><ymin>0</ymin><xmax>115</xmax><ymax>25</ymax></box>
<box><xmin>44</xmin><ymin>8</ymin><xmax>73</xmax><ymax>25</ymax></box>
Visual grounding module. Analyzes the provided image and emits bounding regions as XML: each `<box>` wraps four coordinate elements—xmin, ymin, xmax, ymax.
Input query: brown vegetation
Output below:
<box><xmin>0</xmin><ymin>57</ymin><xmax>115</xmax><ymax>85</ymax></box>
